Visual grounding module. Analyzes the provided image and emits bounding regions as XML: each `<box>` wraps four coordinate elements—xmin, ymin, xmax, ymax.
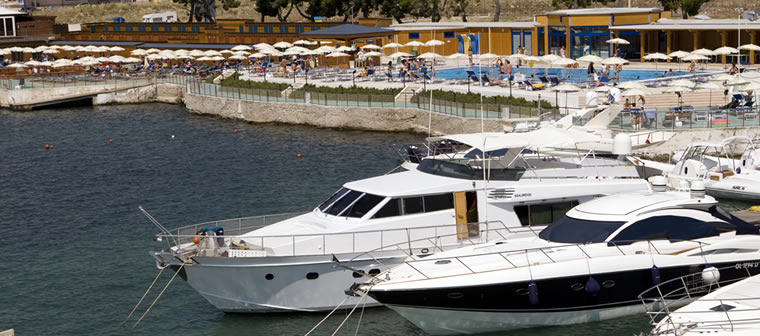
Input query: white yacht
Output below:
<box><xmin>148</xmin><ymin>128</ymin><xmax>651</xmax><ymax>313</ymax></box>
<box><xmin>666</xmin><ymin>137</ymin><xmax>760</xmax><ymax>201</ymax></box>
<box><xmin>645</xmin><ymin>273</ymin><xmax>760</xmax><ymax>336</ymax></box>
<box><xmin>358</xmin><ymin>184</ymin><xmax>760</xmax><ymax>335</ymax></box>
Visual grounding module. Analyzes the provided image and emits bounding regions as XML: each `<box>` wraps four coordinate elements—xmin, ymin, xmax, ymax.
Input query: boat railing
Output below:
<box><xmin>400</xmin><ymin>239</ymin><xmax>708</xmax><ymax>280</ymax></box>
<box><xmin>638</xmin><ymin>265</ymin><xmax>758</xmax><ymax>335</ymax></box>
<box><xmin>158</xmin><ymin>218</ymin><xmax>534</xmax><ymax>258</ymax></box>
<box><xmin>161</xmin><ymin>211</ymin><xmax>307</xmax><ymax>246</ymax></box>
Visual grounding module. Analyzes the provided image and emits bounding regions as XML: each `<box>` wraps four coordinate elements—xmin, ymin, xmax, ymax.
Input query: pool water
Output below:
<box><xmin>435</xmin><ymin>66</ymin><xmax>692</xmax><ymax>83</ymax></box>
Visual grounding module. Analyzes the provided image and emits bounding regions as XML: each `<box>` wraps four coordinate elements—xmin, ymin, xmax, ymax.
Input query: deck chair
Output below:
<box><xmin>466</xmin><ymin>70</ymin><xmax>479</xmax><ymax>83</ymax></box>
<box><xmin>481</xmin><ymin>74</ymin><xmax>499</xmax><ymax>86</ymax></box>
<box><xmin>549</xmin><ymin>76</ymin><xmax>561</xmax><ymax>86</ymax></box>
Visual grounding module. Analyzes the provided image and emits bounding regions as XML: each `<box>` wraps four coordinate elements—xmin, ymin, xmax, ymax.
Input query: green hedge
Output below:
<box><xmin>292</xmin><ymin>84</ymin><xmax>401</xmax><ymax>96</ymax></box>
<box><xmin>411</xmin><ymin>89</ymin><xmax>554</xmax><ymax>110</ymax></box>
<box><xmin>217</xmin><ymin>73</ymin><xmax>291</xmax><ymax>91</ymax></box>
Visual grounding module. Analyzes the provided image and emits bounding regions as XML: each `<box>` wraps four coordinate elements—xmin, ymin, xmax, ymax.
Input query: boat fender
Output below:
<box><xmin>737</xmin><ymin>167</ymin><xmax>742</xmax><ymax>174</ymax></box>
<box><xmin>585</xmin><ymin>276</ymin><xmax>600</xmax><ymax>295</ymax></box>
<box><xmin>702</xmin><ymin>265</ymin><xmax>720</xmax><ymax>285</ymax></box>
<box><xmin>528</xmin><ymin>281</ymin><xmax>539</xmax><ymax>305</ymax></box>
<box><xmin>650</xmin><ymin>265</ymin><xmax>661</xmax><ymax>285</ymax></box>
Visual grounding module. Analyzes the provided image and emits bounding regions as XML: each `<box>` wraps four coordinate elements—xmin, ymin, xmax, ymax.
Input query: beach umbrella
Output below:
<box><xmin>662</xmin><ymin>86</ymin><xmax>693</xmax><ymax>93</ymax></box>
<box><xmin>577</xmin><ymin>54</ymin><xmax>603</xmax><ymax>63</ymax></box>
<box><xmin>335</xmin><ymin>46</ymin><xmax>354</xmax><ymax>52</ymax></box>
<box><xmin>425</xmin><ymin>39</ymin><xmax>445</xmax><ymax>47</ymax></box>
<box><xmin>617</xmin><ymin>81</ymin><xmax>646</xmax><ymax>89</ymax></box>
<box><xmin>692</xmin><ymin>48</ymin><xmax>714</xmax><ymax>56</ymax></box>
<box><xmin>447</xmin><ymin>53</ymin><xmax>468</xmax><ymax>59</ymax></box>
<box><xmin>9</xmin><ymin>46</ymin><xmax>23</xmax><ymax>52</ymax></box>
<box><xmin>361</xmin><ymin>44</ymin><xmax>381</xmax><ymax>50</ymax></box>
<box><xmin>318</xmin><ymin>40</ymin><xmax>333</xmax><ymax>44</ymax></box>
<box><xmin>273</xmin><ymin>41</ymin><xmax>293</xmax><ymax>49</ymax></box>
<box><xmin>682</xmin><ymin>54</ymin><xmax>709</xmax><ymax>61</ymax></box>
<box><xmin>314</xmin><ymin>46</ymin><xmax>334</xmax><ymax>53</ymax></box>
<box><xmin>196</xmin><ymin>56</ymin><xmax>212</xmax><ymax>61</ymax></box>
<box><xmin>361</xmin><ymin>51</ymin><xmax>382</xmax><ymax>57</ymax></box>
<box><xmin>327</xmin><ymin>51</ymin><xmax>350</xmax><ymax>57</ymax></box>
<box><xmin>8</xmin><ymin>63</ymin><xmax>26</xmax><ymax>68</ymax></box>
<box><xmin>739</xmin><ymin>44</ymin><xmax>760</xmax><ymax>51</ymax></box>
<box><xmin>123</xmin><ymin>57</ymin><xmax>141</xmax><ymax>63</ymax></box>
<box><xmin>594</xmin><ymin>86</ymin><xmax>611</xmax><ymax>93</ymax></box>
<box><xmin>33</xmin><ymin>46</ymin><xmax>48</xmax><ymax>52</ymax></box>
<box><xmin>254</xmin><ymin>43</ymin><xmax>272</xmax><ymax>49</ymax></box>
<box><xmin>232</xmin><ymin>45</ymin><xmax>253</xmax><ymax>51</ymax></box>
<box><xmin>43</xmin><ymin>49</ymin><xmax>59</xmax><ymax>54</ymax></box>
<box><xmin>283</xmin><ymin>49</ymin><xmax>303</xmax><ymax>56</ymax></box>
<box><xmin>249</xmin><ymin>53</ymin><xmax>266</xmax><ymax>58</ymax></box>
<box><xmin>713</xmin><ymin>46</ymin><xmax>739</xmax><ymax>55</ymax></box>
<box><xmin>606</xmin><ymin>38</ymin><xmax>630</xmax><ymax>45</ymax></box>
<box><xmin>508</xmin><ymin>53</ymin><xmax>527</xmax><ymax>60</ymax></box>
<box><xmin>22</xmin><ymin>47</ymin><xmax>36</xmax><ymax>53</ymax></box>
<box><xmin>209</xmin><ymin>56</ymin><xmax>224</xmax><ymax>61</ymax></box>
<box><xmin>39</xmin><ymin>61</ymin><xmax>53</xmax><ymax>67</ymax></box>
<box><xmin>726</xmin><ymin>77</ymin><xmax>750</xmax><ymax>86</ymax></box>
<box><xmin>174</xmin><ymin>49</ymin><xmax>189</xmax><ymax>54</ymax></box>
<box><xmin>644</xmin><ymin>53</ymin><xmax>670</xmax><ymax>60</ymax></box>
<box><xmin>389</xmin><ymin>51</ymin><xmax>411</xmax><ymax>58</ymax></box>
<box><xmin>232</xmin><ymin>50</ymin><xmax>250</xmax><ymax>56</ymax></box>
<box><xmin>553</xmin><ymin>58</ymin><xmax>578</xmax><ymax>66</ymax></box>
<box><xmin>110</xmin><ymin>46</ymin><xmax>125</xmax><ymax>52</ymax></box>
<box><xmin>0</xmin><ymin>48</ymin><xmax>9</xmax><ymax>55</ymax></box>
<box><xmin>669</xmin><ymin>79</ymin><xmax>696</xmax><ymax>88</ymax></box>
<box><xmin>622</xmin><ymin>88</ymin><xmax>649</xmax><ymax>96</ymax></box>
<box><xmin>204</xmin><ymin>50</ymin><xmax>221</xmax><ymax>56</ymax></box>
<box><xmin>540</xmin><ymin>54</ymin><xmax>562</xmax><ymax>64</ymax></box>
<box><xmin>146</xmin><ymin>48</ymin><xmax>161</xmax><ymax>54</ymax></box>
<box><xmin>131</xmin><ymin>49</ymin><xmax>147</xmax><ymax>56</ymax></box>
<box><xmin>712</xmin><ymin>73</ymin><xmax>735</xmax><ymax>81</ymax></box>
<box><xmin>601</xmin><ymin>57</ymin><xmax>628</xmax><ymax>65</ymax></box>
<box><xmin>740</xmin><ymin>81</ymin><xmax>760</xmax><ymax>91</ymax></box>
<box><xmin>382</xmin><ymin>42</ymin><xmax>403</xmax><ymax>49</ymax></box>
<box><xmin>94</xmin><ymin>46</ymin><xmax>110</xmax><ymax>53</ymax></box>
<box><xmin>228</xmin><ymin>55</ymin><xmax>247</xmax><ymax>60</ymax></box>
<box><xmin>265</xmin><ymin>50</ymin><xmax>284</xmax><ymax>57</ymax></box>
<box><xmin>219</xmin><ymin>49</ymin><xmax>234</xmax><ymax>54</ymax></box>
<box><xmin>552</xmin><ymin>84</ymin><xmax>581</xmax><ymax>113</ymax></box>
<box><xmin>405</xmin><ymin>41</ymin><xmax>425</xmax><ymax>48</ymax></box>
<box><xmin>189</xmin><ymin>49</ymin><xmax>205</xmax><ymax>57</ymax></box>
<box><xmin>292</xmin><ymin>40</ymin><xmax>311</xmax><ymax>46</ymax></box>
<box><xmin>109</xmin><ymin>55</ymin><xmax>126</xmax><ymax>62</ymax></box>
<box><xmin>24</xmin><ymin>60</ymin><xmax>41</xmax><ymax>66</ymax></box>
<box><xmin>176</xmin><ymin>54</ymin><xmax>194</xmax><ymax>59</ymax></box>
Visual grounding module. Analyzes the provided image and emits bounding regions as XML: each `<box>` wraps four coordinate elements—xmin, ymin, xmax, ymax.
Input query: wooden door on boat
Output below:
<box><xmin>454</xmin><ymin>191</ymin><xmax>479</xmax><ymax>239</ymax></box>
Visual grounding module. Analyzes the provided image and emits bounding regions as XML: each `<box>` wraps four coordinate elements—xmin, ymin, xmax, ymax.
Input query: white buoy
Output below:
<box><xmin>702</xmin><ymin>265</ymin><xmax>720</xmax><ymax>285</ymax></box>
<box><xmin>171</xmin><ymin>135</ymin><xmax>175</xmax><ymax>139</ymax></box>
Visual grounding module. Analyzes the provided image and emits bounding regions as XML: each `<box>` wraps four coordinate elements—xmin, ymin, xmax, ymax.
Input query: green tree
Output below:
<box><xmin>378</xmin><ymin>0</ymin><xmax>433</xmax><ymax>24</ymax></box>
<box><xmin>256</xmin><ymin>0</ymin><xmax>295</xmax><ymax>21</ymax></box>
<box><xmin>448</xmin><ymin>0</ymin><xmax>478</xmax><ymax>22</ymax></box>
<box><xmin>551</xmin><ymin>0</ymin><xmax>609</xmax><ymax>9</ymax></box>
<box><xmin>174</xmin><ymin>0</ymin><xmax>238</xmax><ymax>22</ymax></box>
<box><xmin>659</xmin><ymin>0</ymin><xmax>710</xmax><ymax>19</ymax></box>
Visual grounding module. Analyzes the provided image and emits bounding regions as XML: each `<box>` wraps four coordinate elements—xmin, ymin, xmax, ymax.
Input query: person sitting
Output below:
<box><xmin>624</xmin><ymin>98</ymin><xmax>631</xmax><ymax>110</ymax></box>
<box><xmin>358</xmin><ymin>67</ymin><xmax>369</xmax><ymax>77</ymax></box>
<box><xmin>730</xmin><ymin>63</ymin><xmax>739</xmax><ymax>75</ymax></box>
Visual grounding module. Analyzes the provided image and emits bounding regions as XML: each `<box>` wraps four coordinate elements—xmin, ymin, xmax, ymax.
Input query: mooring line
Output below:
<box><xmin>303</xmin><ymin>295</ymin><xmax>351</xmax><ymax>336</ymax></box>
<box><xmin>331</xmin><ymin>290</ymin><xmax>369</xmax><ymax>336</ymax></box>
<box><xmin>121</xmin><ymin>267</ymin><xmax>166</xmax><ymax>326</ymax></box>
<box><xmin>353</xmin><ymin>293</ymin><xmax>369</xmax><ymax>336</ymax></box>
<box><xmin>131</xmin><ymin>262</ymin><xmax>186</xmax><ymax>329</ymax></box>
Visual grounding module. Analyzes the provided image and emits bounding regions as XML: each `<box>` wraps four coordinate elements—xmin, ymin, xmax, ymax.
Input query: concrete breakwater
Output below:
<box><xmin>0</xmin><ymin>82</ymin><xmax>183</xmax><ymax>110</ymax></box>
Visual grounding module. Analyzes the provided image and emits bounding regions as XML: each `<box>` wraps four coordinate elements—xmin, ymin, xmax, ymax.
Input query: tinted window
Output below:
<box><xmin>325</xmin><ymin>190</ymin><xmax>362</xmax><ymax>216</ymax></box>
<box><xmin>424</xmin><ymin>194</ymin><xmax>454</xmax><ymax>212</ymax></box>
<box><xmin>403</xmin><ymin>197</ymin><xmax>424</xmax><ymax>214</ymax></box>
<box><xmin>609</xmin><ymin>215</ymin><xmax>721</xmax><ymax>246</ymax></box>
<box><xmin>538</xmin><ymin>217</ymin><xmax>625</xmax><ymax>243</ymax></box>
<box><xmin>318</xmin><ymin>188</ymin><xmax>348</xmax><ymax>211</ymax></box>
<box><xmin>373</xmin><ymin>199</ymin><xmax>401</xmax><ymax>218</ymax></box>
<box><xmin>515</xmin><ymin>201</ymin><xmax>579</xmax><ymax>226</ymax></box>
<box><xmin>345</xmin><ymin>194</ymin><xmax>385</xmax><ymax>218</ymax></box>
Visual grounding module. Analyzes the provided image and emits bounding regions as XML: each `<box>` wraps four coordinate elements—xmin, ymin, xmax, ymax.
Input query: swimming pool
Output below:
<box><xmin>434</xmin><ymin>66</ymin><xmax>692</xmax><ymax>83</ymax></box>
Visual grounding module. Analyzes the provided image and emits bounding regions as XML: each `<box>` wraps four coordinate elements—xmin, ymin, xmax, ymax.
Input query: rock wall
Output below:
<box><xmin>183</xmin><ymin>93</ymin><xmax>515</xmax><ymax>135</ymax></box>
<box><xmin>93</xmin><ymin>85</ymin><xmax>157</xmax><ymax>105</ymax></box>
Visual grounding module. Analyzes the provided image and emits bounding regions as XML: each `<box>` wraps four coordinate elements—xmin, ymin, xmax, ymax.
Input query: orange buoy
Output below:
<box><xmin>297</xmin><ymin>153</ymin><xmax>302</xmax><ymax>158</ymax></box>
<box><xmin>233</xmin><ymin>129</ymin><xmax>238</xmax><ymax>134</ymax></box>
<box><xmin>49</xmin><ymin>145</ymin><xmax>53</xmax><ymax>149</ymax></box>
<box><xmin>192</xmin><ymin>236</ymin><xmax>200</xmax><ymax>244</ymax></box>
<box><xmin>45</xmin><ymin>144</ymin><xmax>50</xmax><ymax>149</ymax></box>
<box><xmin>109</xmin><ymin>139</ymin><xmax>113</xmax><ymax>143</ymax></box>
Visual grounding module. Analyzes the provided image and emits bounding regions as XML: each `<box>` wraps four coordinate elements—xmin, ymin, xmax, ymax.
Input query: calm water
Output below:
<box><xmin>0</xmin><ymin>103</ymin><xmax>695</xmax><ymax>336</ymax></box>
<box><xmin>435</xmin><ymin>66</ymin><xmax>692</xmax><ymax>83</ymax></box>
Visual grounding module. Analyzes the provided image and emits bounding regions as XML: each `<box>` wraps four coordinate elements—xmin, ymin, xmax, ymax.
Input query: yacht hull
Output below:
<box><xmin>166</xmin><ymin>254</ymin><xmax>408</xmax><ymax>312</ymax></box>
<box><xmin>707</xmin><ymin>176</ymin><xmax>760</xmax><ymax>202</ymax></box>
<box><xmin>368</xmin><ymin>260</ymin><xmax>760</xmax><ymax>335</ymax></box>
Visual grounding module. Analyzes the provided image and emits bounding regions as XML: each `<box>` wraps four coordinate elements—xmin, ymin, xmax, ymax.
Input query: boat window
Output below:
<box><xmin>403</xmin><ymin>197</ymin><xmax>424</xmax><ymax>214</ymax></box>
<box><xmin>318</xmin><ymin>187</ymin><xmax>349</xmax><ymax>211</ymax></box>
<box><xmin>515</xmin><ymin>201</ymin><xmax>579</xmax><ymax>226</ymax></box>
<box><xmin>373</xmin><ymin>198</ymin><xmax>402</xmax><ymax>218</ymax></box>
<box><xmin>324</xmin><ymin>190</ymin><xmax>362</xmax><ymax>216</ymax></box>
<box><xmin>417</xmin><ymin>159</ymin><xmax>525</xmax><ymax>181</ymax></box>
<box><xmin>538</xmin><ymin>217</ymin><xmax>625</xmax><ymax>243</ymax></box>
<box><xmin>344</xmin><ymin>194</ymin><xmax>385</xmax><ymax>218</ymax></box>
<box><xmin>608</xmin><ymin>215</ymin><xmax>722</xmax><ymax>246</ymax></box>
<box><xmin>424</xmin><ymin>193</ymin><xmax>454</xmax><ymax>212</ymax></box>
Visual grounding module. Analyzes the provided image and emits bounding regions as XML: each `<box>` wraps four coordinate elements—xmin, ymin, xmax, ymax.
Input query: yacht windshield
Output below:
<box><xmin>538</xmin><ymin>216</ymin><xmax>625</xmax><ymax>244</ymax></box>
<box><xmin>417</xmin><ymin>159</ymin><xmax>525</xmax><ymax>181</ymax></box>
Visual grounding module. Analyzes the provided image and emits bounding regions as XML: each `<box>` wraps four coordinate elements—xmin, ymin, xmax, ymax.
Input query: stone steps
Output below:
<box><xmin>395</xmin><ymin>85</ymin><xmax>421</xmax><ymax>104</ymax></box>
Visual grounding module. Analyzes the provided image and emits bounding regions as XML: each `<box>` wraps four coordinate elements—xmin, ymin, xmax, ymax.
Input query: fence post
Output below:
<box><xmin>368</xmin><ymin>94</ymin><xmax>371</xmax><ymax>107</ymax></box>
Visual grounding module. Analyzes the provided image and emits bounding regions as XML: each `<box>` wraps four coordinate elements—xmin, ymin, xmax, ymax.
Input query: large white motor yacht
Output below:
<box><xmin>358</xmin><ymin>184</ymin><xmax>760</xmax><ymax>335</ymax></box>
<box><xmin>149</xmin><ymin>128</ymin><xmax>651</xmax><ymax>312</ymax></box>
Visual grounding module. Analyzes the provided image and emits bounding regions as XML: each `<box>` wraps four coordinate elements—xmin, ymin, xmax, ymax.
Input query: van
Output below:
<box><xmin>141</xmin><ymin>12</ymin><xmax>178</xmax><ymax>23</ymax></box>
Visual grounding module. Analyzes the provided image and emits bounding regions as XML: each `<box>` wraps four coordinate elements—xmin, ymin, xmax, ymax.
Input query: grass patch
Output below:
<box><xmin>217</xmin><ymin>73</ymin><xmax>291</xmax><ymax>91</ymax></box>
<box><xmin>411</xmin><ymin>89</ymin><xmax>554</xmax><ymax>109</ymax></box>
<box><xmin>291</xmin><ymin>84</ymin><xmax>401</xmax><ymax>97</ymax></box>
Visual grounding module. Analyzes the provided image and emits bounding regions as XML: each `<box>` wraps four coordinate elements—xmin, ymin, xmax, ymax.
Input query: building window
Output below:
<box><xmin>113</xmin><ymin>25</ymin><xmax>120</xmax><ymax>32</ymax></box>
<box><xmin>125</xmin><ymin>25</ymin><xmax>133</xmax><ymax>32</ymax></box>
<box><xmin>311</xmin><ymin>26</ymin><xmax>320</xmax><ymax>31</ymax></box>
<box><xmin>295</xmin><ymin>26</ymin><xmax>304</xmax><ymax>33</ymax></box>
<box><xmin>248</xmin><ymin>25</ymin><xmax>256</xmax><ymax>33</ymax></box>
<box><xmin>279</xmin><ymin>25</ymin><xmax>288</xmax><ymax>33</ymax></box>
<box><xmin>138</xmin><ymin>25</ymin><xmax>146</xmax><ymax>32</ymax></box>
<box><xmin>90</xmin><ymin>26</ymin><xmax>96</xmax><ymax>33</ymax></box>
<box><xmin>192</xmin><ymin>25</ymin><xmax>200</xmax><ymax>33</ymax></box>
<box><xmin>408</xmin><ymin>32</ymin><xmax>419</xmax><ymax>39</ymax></box>
<box><xmin>164</xmin><ymin>25</ymin><xmax>172</xmax><ymax>32</ymax></box>
<box><xmin>151</xmin><ymin>25</ymin><xmax>159</xmax><ymax>32</ymax></box>
<box><xmin>239</xmin><ymin>25</ymin><xmax>243</xmax><ymax>33</ymax></box>
<box><xmin>443</xmin><ymin>31</ymin><xmax>454</xmax><ymax>38</ymax></box>
<box><xmin>104</xmin><ymin>25</ymin><xmax>108</xmax><ymax>32</ymax></box>
<box><xmin>178</xmin><ymin>25</ymin><xmax>186</xmax><ymax>32</ymax></box>
<box><xmin>264</xmin><ymin>25</ymin><xmax>273</xmax><ymax>33</ymax></box>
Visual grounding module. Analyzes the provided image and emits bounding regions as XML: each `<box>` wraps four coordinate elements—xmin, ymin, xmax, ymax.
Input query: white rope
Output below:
<box><xmin>121</xmin><ymin>267</ymin><xmax>165</xmax><ymax>326</ymax></box>
<box><xmin>353</xmin><ymin>293</ymin><xmax>369</xmax><ymax>336</ymax></box>
<box><xmin>331</xmin><ymin>290</ymin><xmax>369</xmax><ymax>336</ymax></box>
<box><xmin>303</xmin><ymin>295</ymin><xmax>351</xmax><ymax>336</ymax></box>
<box><xmin>131</xmin><ymin>262</ymin><xmax>186</xmax><ymax>329</ymax></box>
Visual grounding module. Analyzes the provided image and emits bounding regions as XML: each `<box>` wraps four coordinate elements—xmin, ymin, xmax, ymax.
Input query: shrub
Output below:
<box><xmin>217</xmin><ymin>73</ymin><xmax>291</xmax><ymax>91</ymax></box>
<box><xmin>291</xmin><ymin>84</ymin><xmax>401</xmax><ymax>96</ymax></box>
<box><xmin>411</xmin><ymin>89</ymin><xmax>554</xmax><ymax>110</ymax></box>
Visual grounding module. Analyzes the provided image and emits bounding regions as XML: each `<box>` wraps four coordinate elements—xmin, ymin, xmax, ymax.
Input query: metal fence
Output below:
<box><xmin>610</xmin><ymin>107</ymin><xmax>760</xmax><ymax>130</ymax></box>
<box><xmin>169</xmin><ymin>75</ymin><xmax>554</xmax><ymax>120</ymax></box>
<box><xmin>0</xmin><ymin>74</ymin><xmax>154</xmax><ymax>90</ymax></box>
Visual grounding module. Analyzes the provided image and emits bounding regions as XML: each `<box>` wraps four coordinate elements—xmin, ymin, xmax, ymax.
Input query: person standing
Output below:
<box><xmin>560</xmin><ymin>46</ymin><xmax>566</xmax><ymax>58</ymax></box>
<box><xmin>587</xmin><ymin>62</ymin><xmax>595</xmax><ymax>84</ymax></box>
